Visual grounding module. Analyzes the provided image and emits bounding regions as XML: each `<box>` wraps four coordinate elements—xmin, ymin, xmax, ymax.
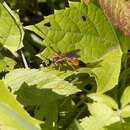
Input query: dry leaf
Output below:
<box><xmin>99</xmin><ymin>0</ymin><xmax>130</xmax><ymax>36</ymax></box>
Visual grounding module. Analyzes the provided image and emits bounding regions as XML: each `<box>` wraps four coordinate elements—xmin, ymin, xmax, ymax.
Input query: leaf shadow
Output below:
<box><xmin>104</xmin><ymin>120</ymin><xmax>130</xmax><ymax>130</ymax></box>
<box><xmin>15</xmin><ymin>82</ymin><xmax>65</xmax><ymax>106</ymax></box>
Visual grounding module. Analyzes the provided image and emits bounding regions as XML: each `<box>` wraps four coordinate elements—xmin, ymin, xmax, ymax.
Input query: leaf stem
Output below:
<box><xmin>117</xmin><ymin>53</ymin><xmax>128</xmax><ymax>107</ymax></box>
<box><xmin>60</xmin><ymin>96</ymin><xmax>87</xmax><ymax>130</ymax></box>
<box><xmin>21</xmin><ymin>50</ymin><xmax>29</xmax><ymax>69</ymax></box>
<box><xmin>2</xmin><ymin>1</ymin><xmax>19</xmax><ymax>22</ymax></box>
<box><xmin>122</xmin><ymin>53</ymin><xmax>128</xmax><ymax>87</ymax></box>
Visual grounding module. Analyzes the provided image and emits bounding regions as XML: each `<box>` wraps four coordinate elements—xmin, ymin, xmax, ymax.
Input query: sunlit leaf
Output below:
<box><xmin>3</xmin><ymin>68</ymin><xmax>80</xmax><ymax>95</ymax></box>
<box><xmin>80</xmin><ymin>102</ymin><xmax>120</xmax><ymax>130</ymax></box>
<box><xmin>0</xmin><ymin>1</ymin><xmax>24</xmax><ymax>51</ymax></box>
<box><xmin>88</xmin><ymin>93</ymin><xmax>118</xmax><ymax>109</ymax></box>
<box><xmin>78</xmin><ymin>47</ymin><xmax>122</xmax><ymax>93</ymax></box>
<box><xmin>0</xmin><ymin>56</ymin><xmax>16</xmax><ymax>72</ymax></box>
<box><xmin>0</xmin><ymin>80</ymin><xmax>42</xmax><ymax>130</ymax></box>
<box><xmin>90</xmin><ymin>48</ymin><xmax>122</xmax><ymax>93</ymax></box>
<box><xmin>121</xmin><ymin>105</ymin><xmax>130</xmax><ymax>118</ymax></box>
<box><xmin>25</xmin><ymin>1</ymin><xmax>122</xmax><ymax>93</ymax></box>
<box><xmin>121</xmin><ymin>86</ymin><xmax>130</xmax><ymax>108</ymax></box>
<box><xmin>25</xmin><ymin>2</ymin><xmax>118</xmax><ymax>63</ymax></box>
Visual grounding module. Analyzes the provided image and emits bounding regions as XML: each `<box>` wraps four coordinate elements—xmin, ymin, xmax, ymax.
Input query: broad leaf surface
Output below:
<box><xmin>25</xmin><ymin>2</ymin><xmax>122</xmax><ymax>93</ymax></box>
<box><xmin>104</xmin><ymin>122</ymin><xmax>130</xmax><ymax>130</ymax></box>
<box><xmin>0</xmin><ymin>1</ymin><xmax>24</xmax><ymax>51</ymax></box>
<box><xmin>14</xmin><ymin>83</ymin><xmax>63</xmax><ymax>106</ymax></box>
<box><xmin>121</xmin><ymin>86</ymin><xmax>130</xmax><ymax>108</ymax></box>
<box><xmin>80</xmin><ymin>102</ymin><xmax>120</xmax><ymax>130</ymax></box>
<box><xmin>0</xmin><ymin>56</ymin><xmax>16</xmax><ymax>72</ymax></box>
<box><xmin>35</xmin><ymin>102</ymin><xmax>58</xmax><ymax>130</ymax></box>
<box><xmin>67</xmin><ymin>120</ymin><xmax>83</xmax><ymax>130</ymax></box>
<box><xmin>90</xmin><ymin>48</ymin><xmax>122</xmax><ymax>93</ymax></box>
<box><xmin>3</xmin><ymin>68</ymin><xmax>80</xmax><ymax>130</ymax></box>
<box><xmin>0</xmin><ymin>80</ymin><xmax>41</xmax><ymax>130</ymax></box>
<box><xmin>116</xmin><ymin>31</ymin><xmax>130</xmax><ymax>53</ymax></box>
<box><xmin>121</xmin><ymin>105</ymin><xmax>130</xmax><ymax>118</ymax></box>
<box><xmin>13</xmin><ymin>83</ymin><xmax>64</xmax><ymax>130</ymax></box>
<box><xmin>3</xmin><ymin>68</ymin><xmax>80</xmax><ymax>95</ymax></box>
<box><xmin>88</xmin><ymin>93</ymin><xmax>118</xmax><ymax>109</ymax></box>
<box><xmin>80</xmin><ymin>96</ymin><xmax>130</xmax><ymax>130</ymax></box>
<box><xmin>25</xmin><ymin>2</ymin><xmax>118</xmax><ymax>63</ymax></box>
<box><xmin>78</xmin><ymin>47</ymin><xmax>122</xmax><ymax>93</ymax></box>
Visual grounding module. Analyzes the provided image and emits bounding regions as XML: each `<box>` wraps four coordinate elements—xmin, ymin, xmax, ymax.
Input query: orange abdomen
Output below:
<box><xmin>67</xmin><ymin>59</ymin><xmax>80</xmax><ymax>66</ymax></box>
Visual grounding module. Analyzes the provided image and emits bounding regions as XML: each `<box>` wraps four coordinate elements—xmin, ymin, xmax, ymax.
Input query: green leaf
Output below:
<box><xmin>14</xmin><ymin>83</ymin><xmax>63</xmax><ymax>106</ymax></box>
<box><xmin>3</xmin><ymin>68</ymin><xmax>78</xmax><ymax>130</ymax></box>
<box><xmin>0</xmin><ymin>80</ymin><xmax>41</xmax><ymax>130</ymax></box>
<box><xmin>3</xmin><ymin>68</ymin><xmax>80</xmax><ymax>130</ymax></box>
<box><xmin>35</xmin><ymin>102</ymin><xmax>58</xmax><ymax>130</ymax></box>
<box><xmin>0</xmin><ymin>56</ymin><xmax>16</xmax><ymax>72</ymax></box>
<box><xmin>88</xmin><ymin>93</ymin><xmax>118</xmax><ymax>109</ymax></box>
<box><xmin>25</xmin><ymin>2</ymin><xmax>118</xmax><ymax>63</ymax></box>
<box><xmin>78</xmin><ymin>47</ymin><xmax>122</xmax><ymax>93</ymax></box>
<box><xmin>67</xmin><ymin>120</ymin><xmax>83</xmax><ymax>130</ymax></box>
<box><xmin>80</xmin><ymin>100</ymin><xmax>130</xmax><ymax>130</ymax></box>
<box><xmin>105</xmin><ymin>122</ymin><xmax>130</xmax><ymax>130</ymax></box>
<box><xmin>0</xmin><ymin>1</ymin><xmax>24</xmax><ymax>52</ymax></box>
<box><xmin>0</xmin><ymin>125</ymin><xmax>17</xmax><ymax>130</ymax></box>
<box><xmin>116</xmin><ymin>31</ymin><xmax>130</xmax><ymax>53</ymax></box>
<box><xmin>25</xmin><ymin>2</ymin><xmax>122</xmax><ymax>93</ymax></box>
<box><xmin>3</xmin><ymin>68</ymin><xmax>80</xmax><ymax>95</ymax></box>
<box><xmin>90</xmin><ymin>48</ymin><xmax>122</xmax><ymax>93</ymax></box>
<box><xmin>121</xmin><ymin>105</ymin><xmax>130</xmax><ymax>118</ymax></box>
<box><xmin>80</xmin><ymin>102</ymin><xmax>120</xmax><ymax>130</ymax></box>
<box><xmin>14</xmin><ymin>83</ymin><xmax>62</xmax><ymax>130</ymax></box>
<box><xmin>120</xmin><ymin>86</ymin><xmax>130</xmax><ymax>108</ymax></box>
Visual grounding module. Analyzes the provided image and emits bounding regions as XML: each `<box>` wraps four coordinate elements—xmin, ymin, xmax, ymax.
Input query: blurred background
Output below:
<box><xmin>5</xmin><ymin>0</ymin><xmax>80</xmax><ymax>25</ymax></box>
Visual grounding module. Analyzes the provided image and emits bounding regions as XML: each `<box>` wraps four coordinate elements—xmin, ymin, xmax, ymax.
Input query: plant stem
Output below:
<box><xmin>21</xmin><ymin>50</ymin><xmax>29</xmax><ymax>69</ymax></box>
<box><xmin>117</xmin><ymin>53</ymin><xmax>128</xmax><ymax>107</ymax></box>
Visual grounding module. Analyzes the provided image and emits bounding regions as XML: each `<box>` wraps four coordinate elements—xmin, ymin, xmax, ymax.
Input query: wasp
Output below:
<box><xmin>43</xmin><ymin>47</ymin><xmax>82</xmax><ymax>70</ymax></box>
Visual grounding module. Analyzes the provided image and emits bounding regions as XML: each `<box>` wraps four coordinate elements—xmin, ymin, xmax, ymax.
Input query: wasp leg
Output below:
<box><xmin>58</xmin><ymin>63</ymin><xmax>64</xmax><ymax>71</ymax></box>
<box><xmin>58</xmin><ymin>64</ymin><xmax>61</xmax><ymax>71</ymax></box>
<box><xmin>65</xmin><ymin>62</ymin><xmax>76</xmax><ymax>71</ymax></box>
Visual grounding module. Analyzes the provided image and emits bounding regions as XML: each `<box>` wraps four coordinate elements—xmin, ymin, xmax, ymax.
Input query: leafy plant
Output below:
<box><xmin>0</xmin><ymin>0</ymin><xmax>130</xmax><ymax>130</ymax></box>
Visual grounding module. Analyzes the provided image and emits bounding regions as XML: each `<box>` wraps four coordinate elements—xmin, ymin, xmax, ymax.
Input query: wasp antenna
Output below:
<box><xmin>49</xmin><ymin>46</ymin><xmax>61</xmax><ymax>55</ymax></box>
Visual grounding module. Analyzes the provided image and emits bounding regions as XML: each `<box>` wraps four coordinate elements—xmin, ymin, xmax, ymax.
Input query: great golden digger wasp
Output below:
<box><xmin>42</xmin><ymin>47</ymin><xmax>84</xmax><ymax>70</ymax></box>
<box><xmin>37</xmin><ymin>28</ymin><xmax>85</xmax><ymax>70</ymax></box>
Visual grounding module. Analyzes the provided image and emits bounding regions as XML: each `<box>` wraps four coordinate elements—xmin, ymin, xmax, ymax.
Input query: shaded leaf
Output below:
<box><xmin>14</xmin><ymin>83</ymin><xmax>63</xmax><ymax>130</ymax></box>
<box><xmin>67</xmin><ymin>120</ymin><xmax>83</xmax><ymax>130</ymax></box>
<box><xmin>105</xmin><ymin>122</ymin><xmax>130</xmax><ymax>130</ymax></box>
<box><xmin>15</xmin><ymin>83</ymin><xmax>63</xmax><ymax>106</ymax></box>
<box><xmin>35</xmin><ymin>102</ymin><xmax>58</xmax><ymax>130</ymax></box>
<box><xmin>0</xmin><ymin>80</ymin><xmax>41</xmax><ymax>130</ymax></box>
